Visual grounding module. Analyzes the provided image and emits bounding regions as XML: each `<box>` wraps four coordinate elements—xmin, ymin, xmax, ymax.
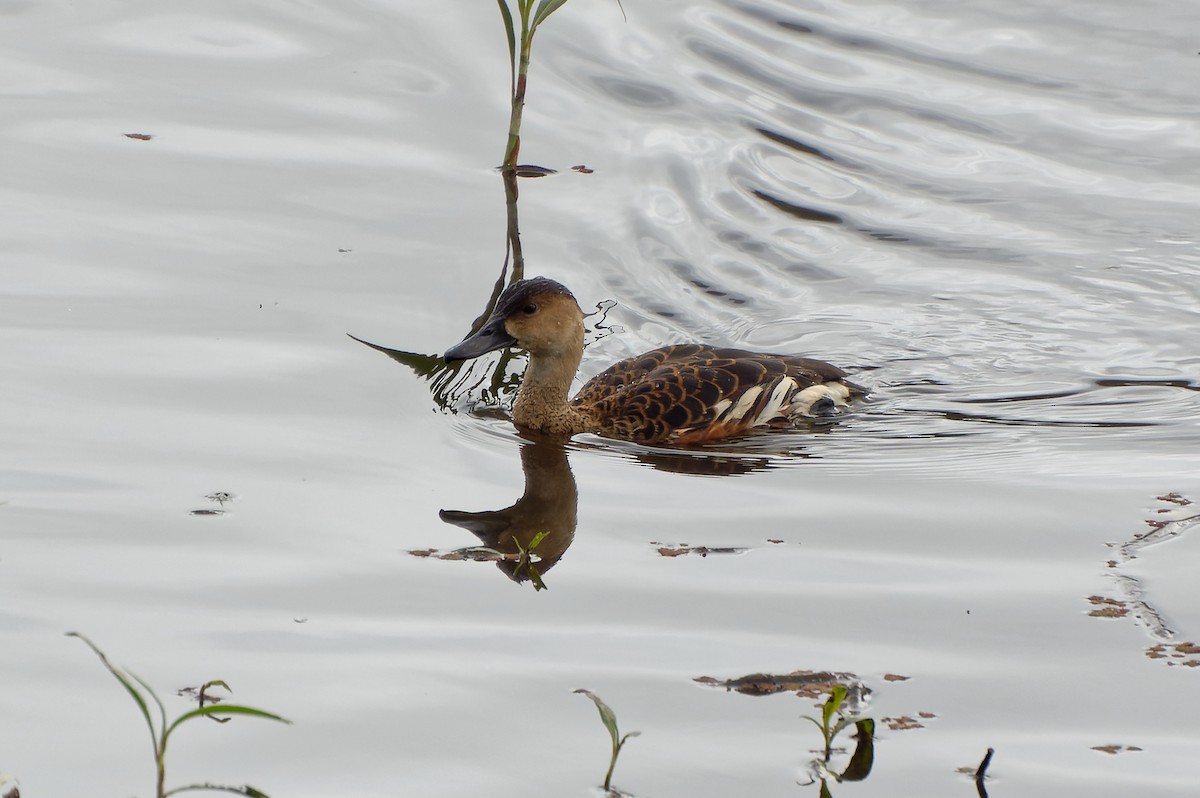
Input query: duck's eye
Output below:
<box><xmin>522</xmin><ymin>303</ymin><xmax>538</xmax><ymax>315</ymax></box>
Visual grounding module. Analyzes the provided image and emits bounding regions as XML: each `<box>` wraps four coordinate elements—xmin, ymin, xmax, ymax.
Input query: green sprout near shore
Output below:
<box><xmin>574</xmin><ymin>689</ymin><xmax>640</xmax><ymax>792</ymax></box>
<box><xmin>69</xmin><ymin>632</ymin><xmax>290</xmax><ymax>798</ymax></box>
<box><xmin>495</xmin><ymin>0</ymin><xmax>624</xmax><ymax>170</ymax></box>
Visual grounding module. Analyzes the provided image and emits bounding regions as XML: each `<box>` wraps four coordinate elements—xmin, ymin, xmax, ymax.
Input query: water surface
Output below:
<box><xmin>1</xmin><ymin>1</ymin><xmax>1198</xmax><ymax>796</ymax></box>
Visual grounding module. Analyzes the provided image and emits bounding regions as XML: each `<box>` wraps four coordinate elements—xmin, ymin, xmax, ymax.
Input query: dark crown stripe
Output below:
<box><xmin>494</xmin><ymin>277</ymin><xmax>576</xmax><ymax>318</ymax></box>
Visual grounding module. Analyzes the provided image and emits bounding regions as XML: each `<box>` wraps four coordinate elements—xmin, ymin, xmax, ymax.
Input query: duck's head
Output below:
<box><xmin>444</xmin><ymin>277</ymin><xmax>584</xmax><ymax>362</ymax></box>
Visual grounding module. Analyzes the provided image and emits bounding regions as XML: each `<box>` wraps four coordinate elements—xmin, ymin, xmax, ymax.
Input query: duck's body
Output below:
<box><xmin>444</xmin><ymin>277</ymin><xmax>865</xmax><ymax>445</ymax></box>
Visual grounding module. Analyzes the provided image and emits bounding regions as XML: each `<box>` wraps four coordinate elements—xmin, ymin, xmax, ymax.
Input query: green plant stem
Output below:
<box><xmin>603</xmin><ymin>739</ymin><xmax>619</xmax><ymax>790</ymax></box>
<box><xmin>502</xmin><ymin>167</ymin><xmax>524</xmax><ymax>276</ymax></box>
<box><xmin>504</xmin><ymin>30</ymin><xmax>533</xmax><ymax>168</ymax></box>
<box><xmin>164</xmin><ymin>784</ymin><xmax>266</xmax><ymax>797</ymax></box>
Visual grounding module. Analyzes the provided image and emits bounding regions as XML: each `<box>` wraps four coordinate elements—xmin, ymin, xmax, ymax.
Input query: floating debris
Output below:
<box><xmin>694</xmin><ymin>669</ymin><xmax>867</xmax><ymax>702</ymax></box>
<box><xmin>1091</xmin><ymin>492</ymin><xmax>1199</xmax><ymax>643</ymax></box>
<box><xmin>190</xmin><ymin>491</ymin><xmax>235</xmax><ymax>517</ymax></box>
<box><xmin>1087</xmin><ymin>595</ymin><xmax>1129</xmax><ymax>618</ymax></box>
<box><xmin>513</xmin><ymin>164</ymin><xmax>557</xmax><ymax>177</ymax></box>
<box><xmin>408</xmin><ymin>547</ymin><xmax>522</xmax><ymax>562</ymax></box>
<box><xmin>882</xmin><ymin>715</ymin><xmax>928</xmax><ymax>731</ymax></box>
<box><xmin>1092</xmin><ymin>744</ymin><xmax>1143</xmax><ymax>755</ymax></box>
<box><xmin>1146</xmin><ymin>642</ymin><xmax>1200</xmax><ymax>667</ymax></box>
<box><xmin>1155</xmin><ymin>492</ymin><xmax>1192</xmax><ymax>507</ymax></box>
<box><xmin>177</xmin><ymin>684</ymin><xmax>226</xmax><ymax>705</ymax></box>
<box><xmin>655</xmin><ymin>544</ymin><xmax>746</xmax><ymax>557</ymax></box>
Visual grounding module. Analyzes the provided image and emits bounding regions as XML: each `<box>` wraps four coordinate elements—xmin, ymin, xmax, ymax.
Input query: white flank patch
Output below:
<box><xmin>752</xmin><ymin>377</ymin><xmax>798</xmax><ymax>427</ymax></box>
<box><xmin>721</xmin><ymin>385</ymin><xmax>764</xmax><ymax>423</ymax></box>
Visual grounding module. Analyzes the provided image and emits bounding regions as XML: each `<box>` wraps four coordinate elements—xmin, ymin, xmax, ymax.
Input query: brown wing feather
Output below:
<box><xmin>576</xmin><ymin>347</ymin><xmax>860</xmax><ymax>444</ymax></box>
<box><xmin>573</xmin><ymin>344</ymin><xmax>710</xmax><ymax>406</ymax></box>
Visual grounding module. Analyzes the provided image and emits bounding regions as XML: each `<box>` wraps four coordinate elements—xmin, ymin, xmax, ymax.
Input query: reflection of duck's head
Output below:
<box><xmin>445</xmin><ymin>277</ymin><xmax>867</xmax><ymax>445</ymax></box>
<box><xmin>439</xmin><ymin>438</ymin><xmax>577</xmax><ymax>585</ymax></box>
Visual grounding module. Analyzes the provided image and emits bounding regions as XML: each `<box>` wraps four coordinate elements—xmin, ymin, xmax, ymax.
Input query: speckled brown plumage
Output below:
<box><xmin>575</xmin><ymin>345</ymin><xmax>863</xmax><ymax>444</ymax></box>
<box><xmin>444</xmin><ymin>278</ymin><xmax>866</xmax><ymax>444</ymax></box>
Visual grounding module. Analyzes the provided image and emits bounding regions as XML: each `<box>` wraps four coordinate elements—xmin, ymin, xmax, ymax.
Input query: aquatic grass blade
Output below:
<box><xmin>574</xmin><ymin>688</ymin><xmax>620</xmax><ymax>749</ymax></box>
<box><xmin>67</xmin><ymin>632</ymin><xmax>160</xmax><ymax>753</ymax></box>
<box><xmin>531</xmin><ymin>0</ymin><xmax>570</xmax><ymax>29</ymax></box>
<box><xmin>71</xmin><ymin>632</ymin><xmax>288</xmax><ymax>798</ymax></box>
<box><xmin>495</xmin><ymin>0</ymin><xmax>517</xmax><ymax>92</ymax></box>
<box><xmin>165</xmin><ymin>705</ymin><xmax>291</xmax><ymax>738</ymax></box>
<box><xmin>801</xmin><ymin>715</ymin><xmax>826</xmax><ymax>733</ymax></box>
<box><xmin>130</xmin><ymin>671</ymin><xmax>169</xmax><ymax>736</ymax></box>
<box><xmin>574</xmin><ymin>689</ymin><xmax>638</xmax><ymax>790</ymax></box>
<box><xmin>163</xmin><ymin>784</ymin><xmax>270</xmax><ymax>798</ymax></box>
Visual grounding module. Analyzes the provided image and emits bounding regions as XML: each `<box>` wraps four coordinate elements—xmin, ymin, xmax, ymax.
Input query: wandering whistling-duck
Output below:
<box><xmin>443</xmin><ymin>277</ymin><xmax>866</xmax><ymax>444</ymax></box>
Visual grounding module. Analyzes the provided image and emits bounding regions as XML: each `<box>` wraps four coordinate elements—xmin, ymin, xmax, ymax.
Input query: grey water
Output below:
<box><xmin>1</xmin><ymin>1</ymin><xmax>1198</xmax><ymax>796</ymax></box>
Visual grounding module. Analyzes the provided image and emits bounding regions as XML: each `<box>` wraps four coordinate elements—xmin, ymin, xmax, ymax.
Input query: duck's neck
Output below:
<box><xmin>513</xmin><ymin>344</ymin><xmax>587</xmax><ymax>436</ymax></box>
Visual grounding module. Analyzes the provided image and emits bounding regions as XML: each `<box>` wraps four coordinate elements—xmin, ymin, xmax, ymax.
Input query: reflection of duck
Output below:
<box><xmin>444</xmin><ymin>277</ymin><xmax>866</xmax><ymax>444</ymax></box>
<box><xmin>439</xmin><ymin>437</ymin><xmax>576</xmax><ymax>584</ymax></box>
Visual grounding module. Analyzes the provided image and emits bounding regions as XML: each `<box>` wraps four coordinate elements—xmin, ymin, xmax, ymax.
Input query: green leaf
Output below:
<box><xmin>838</xmin><ymin>719</ymin><xmax>876</xmax><ymax>782</ymax></box>
<box><xmin>128</xmin><ymin>670</ymin><xmax>168</xmax><ymax>740</ymax></box>
<box><xmin>800</xmin><ymin>715</ymin><xmax>826</xmax><ymax>733</ymax></box>
<box><xmin>495</xmin><ymin>0</ymin><xmax>517</xmax><ymax>92</ymax></box>
<box><xmin>531</xmin><ymin>0</ymin><xmax>570</xmax><ymax>30</ymax></box>
<box><xmin>164</xmin><ymin>704</ymin><xmax>291</xmax><ymax>738</ymax></box>
<box><xmin>67</xmin><ymin>632</ymin><xmax>160</xmax><ymax>750</ymax></box>
<box><xmin>164</xmin><ymin>784</ymin><xmax>271</xmax><ymax>797</ymax></box>
<box><xmin>574</xmin><ymin>689</ymin><xmax>620</xmax><ymax>749</ymax></box>
<box><xmin>822</xmin><ymin>685</ymin><xmax>846</xmax><ymax>728</ymax></box>
<box><xmin>526</xmin><ymin>562</ymin><xmax>547</xmax><ymax>591</ymax></box>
